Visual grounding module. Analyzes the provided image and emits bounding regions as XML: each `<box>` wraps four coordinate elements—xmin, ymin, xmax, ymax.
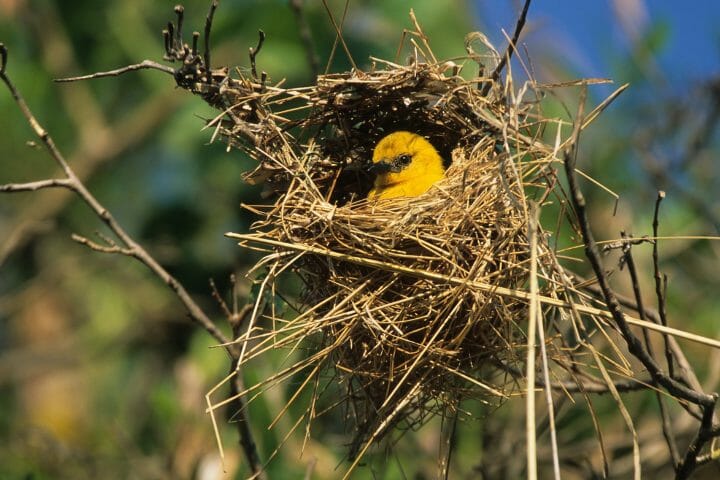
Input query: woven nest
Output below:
<box><xmin>217</xmin><ymin>29</ymin><xmax>603</xmax><ymax>463</ymax></box>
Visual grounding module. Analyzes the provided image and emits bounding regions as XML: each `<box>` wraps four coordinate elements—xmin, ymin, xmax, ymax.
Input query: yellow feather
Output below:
<box><xmin>367</xmin><ymin>131</ymin><xmax>445</xmax><ymax>200</ymax></box>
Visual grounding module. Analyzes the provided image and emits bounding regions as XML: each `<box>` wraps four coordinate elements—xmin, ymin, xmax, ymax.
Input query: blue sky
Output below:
<box><xmin>474</xmin><ymin>1</ymin><xmax>720</xmax><ymax>89</ymax></box>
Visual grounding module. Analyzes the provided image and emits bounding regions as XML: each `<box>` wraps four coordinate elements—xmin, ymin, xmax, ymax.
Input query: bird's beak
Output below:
<box><xmin>367</xmin><ymin>160</ymin><xmax>394</xmax><ymax>174</ymax></box>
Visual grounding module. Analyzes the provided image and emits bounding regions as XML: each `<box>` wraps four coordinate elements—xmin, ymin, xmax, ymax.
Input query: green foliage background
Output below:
<box><xmin>2</xmin><ymin>1</ymin><xmax>719</xmax><ymax>478</ymax></box>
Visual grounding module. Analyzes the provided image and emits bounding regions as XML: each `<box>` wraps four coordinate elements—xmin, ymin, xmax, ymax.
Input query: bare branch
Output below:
<box><xmin>677</xmin><ymin>396</ymin><xmax>719</xmax><ymax>479</ymax></box>
<box><xmin>54</xmin><ymin>60</ymin><xmax>175</xmax><ymax>83</ymax></box>
<box><xmin>1</xmin><ymin>178</ymin><xmax>74</xmax><ymax>192</ymax></box>
<box><xmin>225</xmin><ymin>295</ymin><xmax>264</xmax><ymax>479</ymax></box>
<box><xmin>480</xmin><ymin>0</ymin><xmax>531</xmax><ymax>95</ymax></box>
<box><xmin>621</xmin><ymin>230</ymin><xmax>681</xmax><ymax>467</ymax></box>
<box><xmin>563</xmin><ymin>87</ymin><xmax>715</xmax><ymax>409</ymax></box>
<box><xmin>289</xmin><ymin>0</ymin><xmax>320</xmax><ymax>79</ymax></box>
<box><xmin>652</xmin><ymin>191</ymin><xmax>675</xmax><ymax>375</ymax></box>
<box><xmin>204</xmin><ymin>0</ymin><xmax>219</xmax><ymax>76</ymax></box>
<box><xmin>71</xmin><ymin>233</ymin><xmax>134</xmax><ymax>256</ymax></box>
<box><xmin>0</xmin><ymin>43</ymin><xmax>230</xmax><ymax>351</ymax></box>
<box><xmin>248</xmin><ymin>30</ymin><xmax>266</xmax><ymax>80</ymax></box>
<box><xmin>174</xmin><ymin>5</ymin><xmax>185</xmax><ymax>48</ymax></box>
<box><xmin>0</xmin><ymin>43</ymin><xmax>7</xmax><ymax>74</ymax></box>
<box><xmin>562</xmin><ymin>86</ymin><xmax>719</xmax><ymax>479</ymax></box>
<box><xmin>321</xmin><ymin>0</ymin><xmax>357</xmax><ymax>71</ymax></box>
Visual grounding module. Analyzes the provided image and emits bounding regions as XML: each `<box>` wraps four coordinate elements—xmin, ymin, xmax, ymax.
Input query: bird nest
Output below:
<box><xmin>208</xmin><ymin>24</ymin><xmax>618</xmax><ymax>467</ymax></box>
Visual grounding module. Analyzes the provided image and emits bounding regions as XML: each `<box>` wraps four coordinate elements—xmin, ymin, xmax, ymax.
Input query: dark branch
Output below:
<box><xmin>204</xmin><ymin>0</ymin><xmax>219</xmax><ymax>76</ymax></box>
<box><xmin>677</xmin><ymin>396</ymin><xmax>719</xmax><ymax>479</ymax></box>
<box><xmin>562</xmin><ymin>86</ymin><xmax>719</xmax><ymax>480</ymax></box>
<box><xmin>480</xmin><ymin>0</ymin><xmax>531</xmax><ymax>95</ymax></box>
<box><xmin>652</xmin><ymin>191</ymin><xmax>675</xmax><ymax>377</ymax></box>
<box><xmin>562</xmin><ymin>89</ymin><xmax>715</xmax><ymax>410</ymax></box>
<box><xmin>249</xmin><ymin>30</ymin><xmax>266</xmax><ymax>80</ymax></box>
<box><xmin>228</xmin><ymin>303</ymin><xmax>266</xmax><ymax>480</ymax></box>
<box><xmin>621</xmin><ymin>229</ymin><xmax>681</xmax><ymax>467</ymax></box>
<box><xmin>174</xmin><ymin>5</ymin><xmax>185</xmax><ymax>48</ymax></box>
<box><xmin>289</xmin><ymin>0</ymin><xmax>320</xmax><ymax>79</ymax></box>
<box><xmin>0</xmin><ymin>43</ymin><xmax>7</xmax><ymax>74</ymax></box>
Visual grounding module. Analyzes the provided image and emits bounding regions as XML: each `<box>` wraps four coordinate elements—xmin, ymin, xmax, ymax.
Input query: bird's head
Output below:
<box><xmin>368</xmin><ymin>131</ymin><xmax>444</xmax><ymax>188</ymax></box>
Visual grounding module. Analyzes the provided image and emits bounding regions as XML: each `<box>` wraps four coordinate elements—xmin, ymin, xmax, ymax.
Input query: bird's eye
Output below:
<box><xmin>396</xmin><ymin>154</ymin><xmax>412</xmax><ymax>166</ymax></box>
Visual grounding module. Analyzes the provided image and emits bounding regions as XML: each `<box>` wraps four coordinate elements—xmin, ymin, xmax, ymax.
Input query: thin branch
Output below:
<box><xmin>321</xmin><ymin>0</ymin><xmax>357</xmax><ymax>71</ymax></box>
<box><xmin>0</xmin><ymin>178</ymin><xmax>74</xmax><ymax>192</ymax></box>
<box><xmin>0</xmin><ymin>43</ymin><xmax>7</xmax><ymax>74</ymax></box>
<box><xmin>562</xmin><ymin>86</ymin><xmax>719</xmax><ymax>479</ymax></box>
<box><xmin>289</xmin><ymin>0</ymin><xmax>320</xmax><ymax>79</ymax></box>
<box><xmin>54</xmin><ymin>60</ymin><xmax>175</xmax><ymax>82</ymax></box>
<box><xmin>228</xmin><ymin>302</ymin><xmax>266</xmax><ymax>480</ymax></box>
<box><xmin>71</xmin><ymin>233</ymin><xmax>134</xmax><ymax>256</ymax></box>
<box><xmin>677</xmin><ymin>396</ymin><xmax>719</xmax><ymax>479</ymax></box>
<box><xmin>583</xmin><ymin>281</ymin><xmax>705</xmax><ymax>420</ymax></box>
<box><xmin>480</xmin><ymin>0</ymin><xmax>531</xmax><ymax>95</ymax></box>
<box><xmin>562</xmin><ymin>88</ymin><xmax>715</xmax><ymax>410</ymax></box>
<box><xmin>174</xmin><ymin>5</ymin><xmax>185</xmax><ymax>48</ymax></box>
<box><xmin>248</xmin><ymin>30</ymin><xmax>266</xmax><ymax>80</ymax></box>
<box><xmin>3</xmin><ymin>11</ymin><xmax>267</xmax><ymax>475</ymax></box>
<box><xmin>204</xmin><ymin>0</ymin><xmax>219</xmax><ymax>77</ymax></box>
<box><xmin>652</xmin><ymin>191</ymin><xmax>675</xmax><ymax>377</ymax></box>
<box><xmin>621</xmin><ymin>230</ymin><xmax>681</xmax><ymax>468</ymax></box>
<box><xmin>0</xmin><ymin>43</ymin><xmax>230</xmax><ymax>352</ymax></box>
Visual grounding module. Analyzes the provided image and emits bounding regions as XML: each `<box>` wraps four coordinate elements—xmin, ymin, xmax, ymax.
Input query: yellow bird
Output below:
<box><xmin>367</xmin><ymin>131</ymin><xmax>445</xmax><ymax>200</ymax></box>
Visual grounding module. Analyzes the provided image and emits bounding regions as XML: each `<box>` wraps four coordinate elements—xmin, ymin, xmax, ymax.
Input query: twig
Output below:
<box><xmin>289</xmin><ymin>0</ymin><xmax>320</xmax><ymax>79</ymax></box>
<box><xmin>0</xmin><ymin>43</ymin><xmax>7</xmax><ymax>74</ymax></box>
<box><xmin>583</xmin><ymin>282</ymin><xmax>706</xmax><ymax>422</ymax></box>
<box><xmin>249</xmin><ymin>30</ymin><xmax>266</xmax><ymax>80</ymax></box>
<box><xmin>204</xmin><ymin>0</ymin><xmax>219</xmax><ymax>78</ymax></box>
<box><xmin>321</xmin><ymin>0</ymin><xmax>357</xmax><ymax>71</ymax></box>
<box><xmin>0</xmin><ymin>178</ymin><xmax>74</xmax><ymax>192</ymax></box>
<box><xmin>228</xmin><ymin>302</ymin><xmax>265</xmax><ymax>480</ymax></box>
<box><xmin>647</xmin><ymin>191</ymin><xmax>681</xmax><ymax>466</ymax></box>
<box><xmin>652</xmin><ymin>191</ymin><xmax>675</xmax><ymax>377</ymax></box>
<box><xmin>72</xmin><ymin>233</ymin><xmax>134</xmax><ymax>256</ymax></box>
<box><xmin>563</xmin><ymin>88</ymin><xmax>715</xmax><ymax>408</ymax></box>
<box><xmin>677</xmin><ymin>396</ymin><xmax>719</xmax><ymax>479</ymax></box>
<box><xmin>174</xmin><ymin>5</ymin><xmax>185</xmax><ymax>48</ymax></box>
<box><xmin>0</xmin><ymin>43</ymin><xmax>230</xmax><ymax>353</ymax></box>
<box><xmin>4</xmin><ymin>8</ymin><xmax>268</xmax><ymax>475</ymax></box>
<box><xmin>480</xmin><ymin>0</ymin><xmax>531</xmax><ymax>96</ymax></box>
<box><xmin>562</xmin><ymin>86</ymin><xmax>719</xmax><ymax>479</ymax></box>
<box><xmin>54</xmin><ymin>60</ymin><xmax>175</xmax><ymax>82</ymax></box>
<box><xmin>621</xmin><ymin>230</ymin><xmax>681</xmax><ymax>467</ymax></box>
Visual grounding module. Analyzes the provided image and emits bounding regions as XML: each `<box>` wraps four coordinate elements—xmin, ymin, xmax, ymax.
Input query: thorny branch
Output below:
<box><xmin>563</xmin><ymin>87</ymin><xmax>720</xmax><ymax>479</ymax></box>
